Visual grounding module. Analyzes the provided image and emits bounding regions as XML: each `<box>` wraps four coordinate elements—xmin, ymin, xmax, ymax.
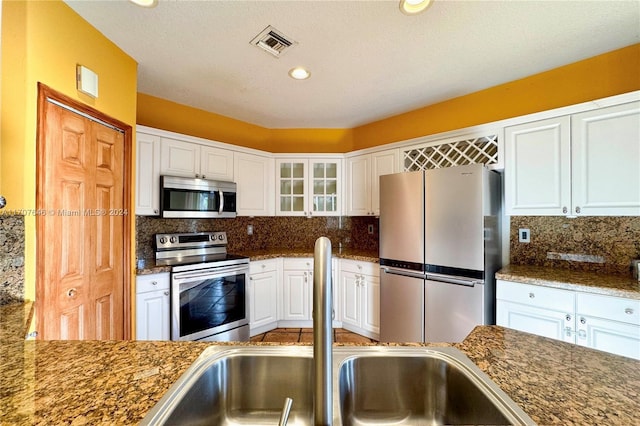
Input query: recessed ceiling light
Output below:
<box><xmin>289</xmin><ymin>67</ymin><xmax>311</xmax><ymax>80</ymax></box>
<box><xmin>129</xmin><ymin>0</ymin><xmax>158</xmax><ymax>8</ymax></box>
<box><xmin>400</xmin><ymin>0</ymin><xmax>433</xmax><ymax>15</ymax></box>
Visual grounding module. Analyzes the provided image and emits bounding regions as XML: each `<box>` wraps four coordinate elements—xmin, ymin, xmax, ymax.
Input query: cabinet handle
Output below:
<box><xmin>261</xmin><ymin>264</ymin><xmax>266</xmax><ymax>269</ymax></box>
<box><xmin>580</xmin><ymin>317</ymin><xmax>586</xmax><ymax>325</ymax></box>
<box><xmin>202</xmin><ymin>175</ymin><xmax>206</xmax><ymax>179</ymax></box>
<box><xmin>562</xmin><ymin>207</ymin><xmax>568</xmax><ymax>214</ymax></box>
<box><xmin>163</xmin><ymin>291</ymin><xmax>169</xmax><ymax>296</ymax></box>
<box><xmin>625</xmin><ymin>308</ymin><xmax>634</xmax><ymax>315</ymax></box>
<box><xmin>250</xmin><ymin>277</ymin><xmax>253</xmax><ymax>280</ymax></box>
<box><xmin>67</xmin><ymin>288</ymin><xmax>77</xmax><ymax>298</ymax></box>
<box><xmin>153</xmin><ymin>209</ymin><xmax>159</xmax><ymax>214</ymax></box>
<box><xmin>195</xmin><ymin>174</ymin><xmax>200</xmax><ymax>178</ymax></box>
<box><xmin>528</xmin><ymin>292</ymin><xmax>535</xmax><ymax>299</ymax></box>
<box><xmin>151</xmin><ymin>281</ymin><xmax>158</xmax><ymax>286</ymax></box>
<box><xmin>575</xmin><ymin>206</ymin><xmax>581</xmax><ymax>214</ymax></box>
<box><xmin>565</xmin><ymin>314</ymin><xmax>572</xmax><ymax>322</ymax></box>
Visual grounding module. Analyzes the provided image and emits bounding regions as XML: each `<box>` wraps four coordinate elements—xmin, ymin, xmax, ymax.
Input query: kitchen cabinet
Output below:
<box><xmin>505</xmin><ymin>101</ymin><xmax>640</xmax><ymax>216</ymax></box>
<box><xmin>135</xmin><ymin>273</ymin><xmax>170</xmax><ymax>340</ymax></box>
<box><xmin>234</xmin><ymin>152</ymin><xmax>275</xmax><ymax>216</ymax></box>
<box><xmin>345</xmin><ymin>149</ymin><xmax>398</xmax><ymax>216</ymax></box>
<box><xmin>497</xmin><ymin>279</ymin><xmax>640</xmax><ymax>359</ymax></box>
<box><xmin>160</xmin><ymin>137</ymin><xmax>234</xmax><ymax>181</ymax></box>
<box><xmin>135</xmin><ymin>132</ymin><xmax>161</xmax><ymax>215</ymax></box>
<box><xmin>575</xmin><ymin>292</ymin><xmax>640</xmax><ymax>359</ymax></box>
<box><xmin>496</xmin><ymin>280</ymin><xmax>575</xmax><ymax>343</ymax></box>
<box><xmin>339</xmin><ymin>259</ymin><xmax>380</xmax><ymax>339</ymax></box>
<box><xmin>275</xmin><ymin>158</ymin><xmax>342</xmax><ymax>217</ymax></box>
<box><xmin>249</xmin><ymin>259</ymin><xmax>279</xmax><ymax>336</ymax></box>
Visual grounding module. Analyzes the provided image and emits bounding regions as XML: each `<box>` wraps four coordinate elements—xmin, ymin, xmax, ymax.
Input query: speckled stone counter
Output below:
<box><xmin>2</xmin><ymin>324</ymin><xmax>639</xmax><ymax>425</ymax></box>
<box><xmin>497</xmin><ymin>264</ymin><xmax>640</xmax><ymax>299</ymax></box>
<box><xmin>136</xmin><ymin>249</ymin><xmax>379</xmax><ymax>275</ymax></box>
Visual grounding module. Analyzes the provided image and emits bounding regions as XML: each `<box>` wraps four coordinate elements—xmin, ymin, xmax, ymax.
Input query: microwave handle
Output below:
<box><xmin>219</xmin><ymin>190</ymin><xmax>224</xmax><ymax>214</ymax></box>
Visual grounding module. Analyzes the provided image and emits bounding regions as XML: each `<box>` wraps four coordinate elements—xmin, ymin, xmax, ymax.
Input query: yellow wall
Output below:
<box><xmin>0</xmin><ymin>1</ymin><xmax>137</xmax><ymax>303</ymax></box>
<box><xmin>353</xmin><ymin>44</ymin><xmax>640</xmax><ymax>149</ymax></box>
<box><xmin>136</xmin><ymin>43</ymin><xmax>640</xmax><ymax>153</ymax></box>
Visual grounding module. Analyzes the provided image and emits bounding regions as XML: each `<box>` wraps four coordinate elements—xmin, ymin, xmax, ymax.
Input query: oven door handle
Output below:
<box><xmin>173</xmin><ymin>265</ymin><xmax>247</xmax><ymax>281</ymax></box>
<box><xmin>219</xmin><ymin>190</ymin><xmax>224</xmax><ymax>214</ymax></box>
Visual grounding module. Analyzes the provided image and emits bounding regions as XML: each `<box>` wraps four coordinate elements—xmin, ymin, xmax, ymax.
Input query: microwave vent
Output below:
<box><xmin>250</xmin><ymin>26</ymin><xmax>297</xmax><ymax>57</ymax></box>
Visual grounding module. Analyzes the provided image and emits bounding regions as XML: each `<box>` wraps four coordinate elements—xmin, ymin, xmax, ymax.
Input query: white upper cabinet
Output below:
<box><xmin>160</xmin><ymin>137</ymin><xmax>234</xmax><ymax>181</ymax></box>
<box><xmin>346</xmin><ymin>149</ymin><xmax>398</xmax><ymax>216</ymax></box>
<box><xmin>505</xmin><ymin>101</ymin><xmax>640</xmax><ymax>216</ymax></box>
<box><xmin>275</xmin><ymin>158</ymin><xmax>342</xmax><ymax>217</ymax></box>
<box><xmin>234</xmin><ymin>152</ymin><xmax>275</xmax><ymax>216</ymax></box>
<box><xmin>571</xmin><ymin>102</ymin><xmax>640</xmax><ymax>216</ymax></box>
<box><xmin>135</xmin><ymin>132</ymin><xmax>161</xmax><ymax>216</ymax></box>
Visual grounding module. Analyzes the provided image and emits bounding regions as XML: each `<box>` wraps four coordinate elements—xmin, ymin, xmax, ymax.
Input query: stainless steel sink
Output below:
<box><xmin>141</xmin><ymin>346</ymin><xmax>535</xmax><ymax>426</ymax></box>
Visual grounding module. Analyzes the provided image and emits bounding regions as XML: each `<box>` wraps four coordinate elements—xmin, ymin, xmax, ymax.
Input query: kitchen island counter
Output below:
<box><xmin>2</xmin><ymin>322</ymin><xmax>638</xmax><ymax>424</ymax></box>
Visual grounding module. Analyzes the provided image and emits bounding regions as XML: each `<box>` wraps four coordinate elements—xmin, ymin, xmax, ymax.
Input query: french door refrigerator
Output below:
<box><xmin>379</xmin><ymin>163</ymin><xmax>501</xmax><ymax>343</ymax></box>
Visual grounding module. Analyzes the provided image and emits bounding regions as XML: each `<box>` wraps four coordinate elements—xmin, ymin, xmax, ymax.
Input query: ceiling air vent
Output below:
<box><xmin>250</xmin><ymin>26</ymin><xmax>297</xmax><ymax>58</ymax></box>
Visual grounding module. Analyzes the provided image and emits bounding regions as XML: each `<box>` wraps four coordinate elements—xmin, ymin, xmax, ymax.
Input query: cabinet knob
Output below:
<box><xmin>153</xmin><ymin>209</ymin><xmax>159</xmax><ymax>214</ymax></box>
<box><xmin>528</xmin><ymin>292</ymin><xmax>535</xmax><ymax>299</ymax></box>
<box><xmin>562</xmin><ymin>207</ymin><xmax>568</xmax><ymax>214</ymax></box>
<box><xmin>261</xmin><ymin>264</ymin><xmax>266</xmax><ymax>269</ymax></box>
<box><xmin>625</xmin><ymin>308</ymin><xmax>634</xmax><ymax>315</ymax></box>
<box><xmin>575</xmin><ymin>206</ymin><xmax>581</xmax><ymax>214</ymax></box>
<box><xmin>565</xmin><ymin>314</ymin><xmax>572</xmax><ymax>322</ymax></box>
<box><xmin>163</xmin><ymin>291</ymin><xmax>169</xmax><ymax>296</ymax></box>
<box><xmin>580</xmin><ymin>317</ymin><xmax>586</xmax><ymax>324</ymax></box>
<box><xmin>67</xmin><ymin>288</ymin><xmax>77</xmax><ymax>298</ymax></box>
<box><xmin>151</xmin><ymin>281</ymin><xmax>158</xmax><ymax>286</ymax></box>
<box><xmin>202</xmin><ymin>175</ymin><xmax>206</xmax><ymax>179</ymax></box>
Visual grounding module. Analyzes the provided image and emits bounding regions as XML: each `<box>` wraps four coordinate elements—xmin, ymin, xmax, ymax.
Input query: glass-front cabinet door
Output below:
<box><xmin>276</xmin><ymin>158</ymin><xmax>342</xmax><ymax>216</ymax></box>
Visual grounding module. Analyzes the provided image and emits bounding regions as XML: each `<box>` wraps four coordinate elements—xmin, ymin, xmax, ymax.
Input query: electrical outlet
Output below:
<box><xmin>518</xmin><ymin>228</ymin><xmax>530</xmax><ymax>243</ymax></box>
<box><xmin>247</xmin><ymin>225</ymin><xmax>254</xmax><ymax>236</ymax></box>
<box><xmin>367</xmin><ymin>224</ymin><xmax>374</xmax><ymax>235</ymax></box>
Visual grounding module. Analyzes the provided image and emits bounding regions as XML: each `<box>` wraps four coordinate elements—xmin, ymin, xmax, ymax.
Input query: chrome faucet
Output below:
<box><xmin>313</xmin><ymin>237</ymin><xmax>333</xmax><ymax>425</ymax></box>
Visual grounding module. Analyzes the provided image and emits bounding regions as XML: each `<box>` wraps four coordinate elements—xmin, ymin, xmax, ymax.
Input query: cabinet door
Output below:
<box><xmin>276</xmin><ymin>160</ymin><xmax>307</xmax><ymax>216</ymax></box>
<box><xmin>310</xmin><ymin>159</ymin><xmax>341</xmax><ymax>216</ymax></box>
<box><xmin>371</xmin><ymin>150</ymin><xmax>398</xmax><ymax>216</ymax></box>
<box><xmin>340</xmin><ymin>270</ymin><xmax>361</xmax><ymax>328</ymax></box>
<box><xmin>250</xmin><ymin>270</ymin><xmax>278</xmax><ymax>331</ymax></box>
<box><xmin>136</xmin><ymin>290</ymin><xmax>170</xmax><ymax>340</ymax></box>
<box><xmin>576</xmin><ymin>315</ymin><xmax>640</xmax><ymax>360</ymax></box>
<box><xmin>200</xmin><ymin>146</ymin><xmax>234</xmax><ymax>181</ymax></box>
<box><xmin>496</xmin><ymin>300</ymin><xmax>574</xmax><ymax>343</ymax></box>
<box><xmin>281</xmin><ymin>269</ymin><xmax>311</xmax><ymax>320</ymax></box>
<box><xmin>571</xmin><ymin>101</ymin><xmax>640</xmax><ymax>216</ymax></box>
<box><xmin>235</xmin><ymin>153</ymin><xmax>274</xmax><ymax>216</ymax></box>
<box><xmin>346</xmin><ymin>155</ymin><xmax>371</xmax><ymax>216</ymax></box>
<box><xmin>362</xmin><ymin>273</ymin><xmax>380</xmax><ymax>334</ymax></box>
<box><xmin>160</xmin><ymin>137</ymin><xmax>200</xmax><ymax>178</ymax></box>
<box><xmin>135</xmin><ymin>133</ymin><xmax>160</xmax><ymax>215</ymax></box>
<box><xmin>504</xmin><ymin>116</ymin><xmax>571</xmax><ymax>215</ymax></box>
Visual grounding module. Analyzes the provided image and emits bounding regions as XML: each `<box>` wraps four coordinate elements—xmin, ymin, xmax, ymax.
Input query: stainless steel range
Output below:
<box><xmin>155</xmin><ymin>231</ymin><xmax>250</xmax><ymax>342</ymax></box>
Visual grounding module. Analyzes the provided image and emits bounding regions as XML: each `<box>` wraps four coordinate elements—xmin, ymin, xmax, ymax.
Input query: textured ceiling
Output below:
<box><xmin>65</xmin><ymin>0</ymin><xmax>640</xmax><ymax>128</ymax></box>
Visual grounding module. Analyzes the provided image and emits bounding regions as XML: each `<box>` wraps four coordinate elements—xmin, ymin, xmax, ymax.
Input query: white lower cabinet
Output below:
<box><xmin>497</xmin><ymin>279</ymin><xmax>640</xmax><ymax>359</ymax></box>
<box><xmin>136</xmin><ymin>273</ymin><xmax>170</xmax><ymax>340</ymax></box>
<box><xmin>339</xmin><ymin>259</ymin><xmax>380</xmax><ymax>339</ymax></box>
<box><xmin>249</xmin><ymin>259</ymin><xmax>279</xmax><ymax>336</ymax></box>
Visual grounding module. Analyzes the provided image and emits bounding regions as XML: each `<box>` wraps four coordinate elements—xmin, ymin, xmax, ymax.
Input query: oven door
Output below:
<box><xmin>171</xmin><ymin>264</ymin><xmax>249</xmax><ymax>341</ymax></box>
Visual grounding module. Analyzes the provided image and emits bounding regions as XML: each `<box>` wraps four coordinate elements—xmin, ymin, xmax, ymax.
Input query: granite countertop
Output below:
<box><xmin>496</xmin><ymin>264</ymin><xmax>640</xmax><ymax>300</ymax></box>
<box><xmin>136</xmin><ymin>248</ymin><xmax>379</xmax><ymax>276</ymax></box>
<box><xmin>2</xmin><ymin>300</ymin><xmax>639</xmax><ymax>425</ymax></box>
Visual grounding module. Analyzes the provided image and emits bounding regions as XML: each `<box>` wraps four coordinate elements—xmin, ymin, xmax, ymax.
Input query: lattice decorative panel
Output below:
<box><xmin>403</xmin><ymin>135</ymin><xmax>498</xmax><ymax>171</ymax></box>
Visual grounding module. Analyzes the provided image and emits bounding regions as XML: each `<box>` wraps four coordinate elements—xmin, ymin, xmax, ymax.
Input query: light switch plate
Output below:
<box><xmin>518</xmin><ymin>228</ymin><xmax>531</xmax><ymax>243</ymax></box>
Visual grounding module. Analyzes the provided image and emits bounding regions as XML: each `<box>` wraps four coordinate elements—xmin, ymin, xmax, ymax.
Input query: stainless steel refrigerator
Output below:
<box><xmin>379</xmin><ymin>163</ymin><xmax>501</xmax><ymax>343</ymax></box>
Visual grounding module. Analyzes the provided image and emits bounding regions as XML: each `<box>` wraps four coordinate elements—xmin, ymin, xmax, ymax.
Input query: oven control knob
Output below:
<box><xmin>218</xmin><ymin>235</ymin><xmax>225</xmax><ymax>241</ymax></box>
<box><xmin>170</xmin><ymin>236</ymin><xmax>177</xmax><ymax>243</ymax></box>
<box><xmin>210</xmin><ymin>235</ymin><xmax>216</xmax><ymax>241</ymax></box>
<box><xmin>159</xmin><ymin>237</ymin><xmax>167</xmax><ymax>244</ymax></box>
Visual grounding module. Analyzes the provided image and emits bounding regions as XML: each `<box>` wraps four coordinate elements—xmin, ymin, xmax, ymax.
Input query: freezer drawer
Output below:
<box><xmin>380</xmin><ymin>267</ymin><xmax>424</xmax><ymax>342</ymax></box>
<box><xmin>425</xmin><ymin>279</ymin><xmax>485</xmax><ymax>343</ymax></box>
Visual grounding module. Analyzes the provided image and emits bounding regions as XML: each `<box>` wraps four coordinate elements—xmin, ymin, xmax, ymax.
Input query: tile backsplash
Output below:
<box><xmin>136</xmin><ymin>215</ymin><xmax>379</xmax><ymax>260</ymax></box>
<box><xmin>510</xmin><ymin>216</ymin><xmax>640</xmax><ymax>276</ymax></box>
<box><xmin>0</xmin><ymin>215</ymin><xmax>26</xmax><ymax>305</ymax></box>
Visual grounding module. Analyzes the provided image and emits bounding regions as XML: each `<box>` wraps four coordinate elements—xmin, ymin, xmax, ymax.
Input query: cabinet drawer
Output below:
<box><xmin>340</xmin><ymin>259</ymin><xmax>379</xmax><ymax>276</ymax></box>
<box><xmin>496</xmin><ymin>280</ymin><xmax>574</xmax><ymax>313</ymax></box>
<box><xmin>283</xmin><ymin>258</ymin><xmax>313</xmax><ymax>270</ymax></box>
<box><xmin>250</xmin><ymin>258</ymin><xmax>279</xmax><ymax>274</ymax></box>
<box><xmin>577</xmin><ymin>293</ymin><xmax>640</xmax><ymax>325</ymax></box>
<box><xmin>136</xmin><ymin>273</ymin><xmax>170</xmax><ymax>293</ymax></box>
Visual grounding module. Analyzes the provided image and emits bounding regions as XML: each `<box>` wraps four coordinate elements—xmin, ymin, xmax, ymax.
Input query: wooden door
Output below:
<box><xmin>37</xmin><ymin>91</ymin><xmax>128</xmax><ymax>340</ymax></box>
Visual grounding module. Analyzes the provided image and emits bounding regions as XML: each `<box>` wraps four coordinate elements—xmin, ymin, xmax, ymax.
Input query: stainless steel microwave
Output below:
<box><xmin>160</xmin><ymin>175</ymin><xmax>237</xmax><ymax>218</ymax></box>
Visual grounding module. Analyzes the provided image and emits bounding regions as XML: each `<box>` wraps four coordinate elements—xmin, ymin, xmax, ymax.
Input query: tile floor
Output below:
<box><xmin>250</xmin><ymin>328</ymin><xmax>378</xmax><ymax>344</ymax></box>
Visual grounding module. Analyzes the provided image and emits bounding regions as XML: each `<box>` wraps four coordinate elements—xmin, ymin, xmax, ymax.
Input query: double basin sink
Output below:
<box><xmin>141</xmin><ymin>346</ymin><xmax>535</xmax><ymax>425</ymax></box>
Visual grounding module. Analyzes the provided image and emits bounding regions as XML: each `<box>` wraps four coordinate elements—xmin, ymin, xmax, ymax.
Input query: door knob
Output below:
<box><xmin>67</xmin><ymin>288</ymin><xmax>77</xmax><ymax>298</ymax></box>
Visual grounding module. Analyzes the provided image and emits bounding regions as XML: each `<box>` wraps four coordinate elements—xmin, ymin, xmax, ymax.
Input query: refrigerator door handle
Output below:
<box><xmin>382</xmin><ymin>267</ymin><xmax>427</xmax><ymax>280</ymax></box>
<box><xmin>425</xmin><ymin>272</ymin><xmax>484</xmax><ymax>287</ymax></box>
